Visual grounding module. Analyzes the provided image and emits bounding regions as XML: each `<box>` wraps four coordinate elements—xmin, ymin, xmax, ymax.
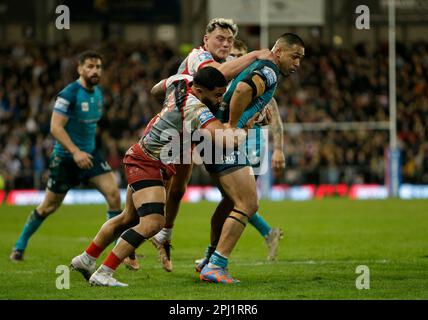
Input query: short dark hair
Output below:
<box><xmin>277</xmin><ymin>33</ymin><xmax>305</xmax><ymax>48</ymax></box>
<box><xmin>78</xmin><ymin>50</ymin><xmax>103</xmax><ymax>65</ymax></box>
<box><xmin>233</xmin><ymin>39</ymin><xmax>248</xmax><ymax>52</ymax></box>
<box><xmin>193</xmin><ymin>66</ymin><xmax>227</xmax><ymax>91</ymax></box>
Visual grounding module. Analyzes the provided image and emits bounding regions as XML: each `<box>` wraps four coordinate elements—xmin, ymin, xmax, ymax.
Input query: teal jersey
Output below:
<box><xmin>216</xmin><ymin>59</ymin><xmax>280</xmax><ymax>128</ymax></box>
<box><xmin>53</xmin><ymin>80</ymin><xmax>103</xmax><ymax>157</ymax></box>
<box><xmin>246</xmin><ymin>123</ymin><xmax>266</xmax><ymax>165</ymax></box>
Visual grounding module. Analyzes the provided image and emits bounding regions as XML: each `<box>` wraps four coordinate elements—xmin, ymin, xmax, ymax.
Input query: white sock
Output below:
<box><xmin>83</xmin><ymin>251</ymin><xmax>96</xmax><ymax>263</ymax></box>
<box><xmin>100</xmin><ymin>264</ymin><xmax>114</xmax><ymax>274</ymax></box>
<box><xmin>154</xmin><ymin>228</ymin><xmax>173</xmax><ymax>243</ymax></box>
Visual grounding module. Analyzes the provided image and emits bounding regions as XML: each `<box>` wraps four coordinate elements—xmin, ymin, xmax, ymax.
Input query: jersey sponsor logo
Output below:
<box><xmin>197</xmin><ymin>52</ymin><xmax>213</xmax><ymax>63</ymax></box>
<box><xmin>260</xmin><ymin>66</ymin><xmax>277</xmax><ymax>87</ymax></box>
<box><xmin>223</xmin><ymin>151</ymin><xmax>239</xmax><ymax>164</ymax></box>
<box><xmin>198</xmin><ymin>109</ymin><xmax>215</xmax><ymax>126</ymax></box>
<box><xmin>54</xmin><ymin>97</ymin><xmax>70</xmax><ymax>113</ymax></box>
<box><xmin>47</xmin><ymin>178</ymin><xmax>53</xmax><ymax>189</ymax></box>
<box><xmin>101</xmin><ymin>161</ymin><xmax>112</xmax><ymax>171</ymax></box>
<box><xmin>81</xmin><ymin>102</ymin><xmax>89</xmax><ymax>112</ymax></box>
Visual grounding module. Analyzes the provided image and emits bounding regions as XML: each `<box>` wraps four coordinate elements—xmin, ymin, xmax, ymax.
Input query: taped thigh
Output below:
<box><xmin>137</xmin><ymin>202</ymin><xmax>165</xmax><ymax>217</ymax></box>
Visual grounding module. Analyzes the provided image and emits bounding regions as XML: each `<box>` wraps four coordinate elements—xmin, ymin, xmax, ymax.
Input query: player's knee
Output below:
<box><xmin>116</xmin><ymin>210</ymin><xmax>139</xmax><ymax>229</ymax></box>
<box><xmin>105</xmin><ymin>189</ymin><xmax>121</xmax><ymax>208</ymax></box>
<box><xmin>236</xmin><ymin>198</ymin><xmax>258</xmax><ymax>217</ymax></box>
<box><xmin>135</xmin><ymin>215</ymin><xmax>165</xmax><ymax>238</ymax></box>
<box><xmin>247</xmin><ymin>201</ymin><xmax>259</xmax><ymax>217</ymax></box>
<box><xmin>37</xmin><ymin>202</ymin><xmax>61</xmax><ymax>217</ymax></box>
<box><xmin>135</xmin><ymin>202</ymin><xmax>165</xmax><ymax>237</ymax></box>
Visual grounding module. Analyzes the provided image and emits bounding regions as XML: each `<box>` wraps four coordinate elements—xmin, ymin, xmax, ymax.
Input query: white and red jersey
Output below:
<box><xmin>140</xmin><ymin>74</ymin><xmax>216</xmax><ymax>161</ymax></box>
<box><xmin>176</xmin><ymin>46</ymin><xmax>216</xmax><ymax>76</ymax></box>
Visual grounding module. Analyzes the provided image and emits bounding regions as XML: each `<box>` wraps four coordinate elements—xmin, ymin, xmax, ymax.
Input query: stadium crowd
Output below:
<box><xmin>1</xmin><ymin>40</ymin><xmax>427</xmax><ymax>190</ymax></box>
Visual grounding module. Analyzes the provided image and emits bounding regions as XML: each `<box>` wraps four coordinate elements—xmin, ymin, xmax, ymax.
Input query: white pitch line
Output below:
<box><xmin>132</xmin><ymin>259</ymin><xmax>390</xmax><ymax>270</ymax></box>
<box><xmin>235</xmin><ymin>259</ymin><xmax>390</xmax><ymax>266</ymax></box>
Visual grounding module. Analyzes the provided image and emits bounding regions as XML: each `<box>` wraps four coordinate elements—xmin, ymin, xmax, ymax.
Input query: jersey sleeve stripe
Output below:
<box><xmin>198</xmin><ymin>59</ymin><xmax>215</xmax><ymax>71</ymax></box>
<box><xmin>53</xmin><ymin>108</ymin><xmax>70</xmax><ymax>117</ymax></box>
<box><xmin>200</xmin><ymin>117</ymin><xmax>217</xmax><ymax>128</ymax></box>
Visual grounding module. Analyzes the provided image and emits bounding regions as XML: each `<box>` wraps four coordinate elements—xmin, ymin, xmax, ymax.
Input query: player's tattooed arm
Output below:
<box><xmin>268</xmin><ymin>98</ymin><xmax>284</xmax><ymax>152</ymax></box>
<box><xmin>50</xmin><ymin>112</ymin><xmax>94</xmax><ymax>169</ymax></box>
<box><xmin>268</xmin><ymin>98</ymin><xmax>286</xmax><ymax>174</ymax></box>
<box><xmin>210</xmin><ymin>49</ymin><xmax>275</xmax><ymax>81</ymax></box>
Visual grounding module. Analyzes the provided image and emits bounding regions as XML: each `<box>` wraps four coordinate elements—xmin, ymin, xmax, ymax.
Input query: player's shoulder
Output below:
<box><xmin>254</xmin><ymin>60</ymin><xmax>280</xmax><ymax>87</ymax></box>
<box><xmin>167</xmin><ymin>74</ymin><xmax>193</xmax><ymax>86</ymax></box>
<box><xmin>58</xmin><ymin>80</ymin><xmax>80</xmax><ymax>101</ymax></box>
<box><xmin>190</xmin><ymin>46</ymin><xmax>208</xmax><ymax>55</ymax></box>
<box><xmin>184</xmin><ymin>96</ymin><xmax>215</xmax><ymax>126</ymax></box>
<box><xmin>62</xmin><ymin>80</ymin><xmax>81</xmax><ymax>93</ymax></box>
<box><xmin>185</xmin><ymin>92</ymin><xmax>211</xmax><ymax>114</ymax></box>
<box><xmin>165</xmin><ymin>75</ymin><xmax>193</xmax><ymax>94</ymax></box>
<box><xmin>189</xmin><ymin>46</ymin><xmax>213</xmax><ymax>61</ymax></box>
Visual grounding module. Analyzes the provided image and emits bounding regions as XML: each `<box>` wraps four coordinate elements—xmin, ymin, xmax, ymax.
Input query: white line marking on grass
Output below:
<box><xmin>135</xmin><ymin>259</ymin><xmax>390</xmax><ymax>270</ymax></box>
<box><xmin>235</xmin><ymin>259</ymin><xmax>390</xmax><ymax>266</ymax></box>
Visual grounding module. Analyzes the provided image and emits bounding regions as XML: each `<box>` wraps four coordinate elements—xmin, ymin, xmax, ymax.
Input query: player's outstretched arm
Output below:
<box><xmin>211</xmin><ymin>49</ymin><xmax>274</xmax><ymax>82</ymax></box>
<box><xmin>50</xmin><ymin>112</ymin><xmax>93</xmax><ymax>169</ymax></box>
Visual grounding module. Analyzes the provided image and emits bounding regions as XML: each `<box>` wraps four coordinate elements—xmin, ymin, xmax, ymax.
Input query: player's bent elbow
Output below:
<box><xmin>235</xmin><ymin>81</ymin><xmax>253</xmax><ymax>95</ymax></box>
<box><xmin>216</xmin><ymin>65</ymin><xmax>232</xmax><ymax>81</ymax></box>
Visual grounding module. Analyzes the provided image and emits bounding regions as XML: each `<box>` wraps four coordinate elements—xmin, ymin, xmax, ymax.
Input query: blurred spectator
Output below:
<box><xmin>0</xmin><ymin>40</ymin><xmax>427</xmax><ymax>189</ymax></box>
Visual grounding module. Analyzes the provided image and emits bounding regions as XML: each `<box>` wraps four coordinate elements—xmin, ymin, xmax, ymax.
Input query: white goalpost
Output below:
<box><xmin>387</xmin><ymin>0</ymin><xmax>400</xmax><ymax>197</ymax></box>
<box><xmin>258</xmin><ymin>0</ymin><xmax>401</xmax><ymax>198</ymax></box>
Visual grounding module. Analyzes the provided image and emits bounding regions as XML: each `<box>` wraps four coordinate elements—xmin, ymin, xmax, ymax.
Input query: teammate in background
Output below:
<box><xmin>150</xmin><ymin>18</ymin><xmax>275</xmax><ymax>272</ymax></box>
<box><xmin>70</xmin><ymin>67</ymin><xmax>246</xmax><ymax>287</ymax></box>
<box><xmin>198</xmin><ymin>33</ymin><xmax>305</xmax><ymax>283</ymax></box>
<box><xmin>9</xmin><ymin>51</ymin><xmax>137</xmax><ymax>270</ymax></box>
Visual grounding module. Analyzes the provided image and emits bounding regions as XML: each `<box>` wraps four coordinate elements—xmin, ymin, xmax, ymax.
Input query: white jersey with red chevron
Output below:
<box><xmin>140</xmin><ymin>74</ymin><xmax>216</xmax><ymax>162</ymax></box>
<box><xmin>176</xmin><ymin>46</ymin><xmax>215</xmax><ymax>76</ymax></box>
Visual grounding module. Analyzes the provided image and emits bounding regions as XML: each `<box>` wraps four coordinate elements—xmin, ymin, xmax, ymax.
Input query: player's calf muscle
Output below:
<box><xmin>36</xmin><ymin>200</ymin><xmax>61</xmax><ymax>216</ymax></box>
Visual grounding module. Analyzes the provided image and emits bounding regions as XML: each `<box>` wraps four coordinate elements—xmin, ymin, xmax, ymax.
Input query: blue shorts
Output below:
<box><xmin>203</xmin><ymin>148</ymin><xmax>250</xmax><ymax>175</ymax></box>
<box><xmin>204</xmin><ymin>127</ymin><xmax>267</xmax><ymax>175</ymax></box>
<box><xmin>47</xmin><ymin>149</ymin><xmax>112</xmax><ymax>194</ymax></box>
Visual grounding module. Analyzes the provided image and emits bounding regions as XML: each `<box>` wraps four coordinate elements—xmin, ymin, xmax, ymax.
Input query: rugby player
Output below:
<box><xmin>150</xmin><ymin>18</ymin><xmax>274</xmax><ymax>272</ymax></box>
<box><xmin>10</xmin><ymin>51</ymin><xmax>137</xmax><ymax>270</ymax></box>
<box><xmin>198</xmin><ymin>33</ymin><xmax>305</xmax><ymax>283</ymax></box>
<box><xmin>70</xmin><ymin>67</ymin><xmax>247</xmax><ymax>286</ymax></box>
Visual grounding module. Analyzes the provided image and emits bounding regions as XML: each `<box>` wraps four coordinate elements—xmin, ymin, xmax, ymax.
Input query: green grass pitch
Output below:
<box><xmin>1</xmin><ymin>199</ymin><xmax>427</xmax><ymax>300</ymax></box>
